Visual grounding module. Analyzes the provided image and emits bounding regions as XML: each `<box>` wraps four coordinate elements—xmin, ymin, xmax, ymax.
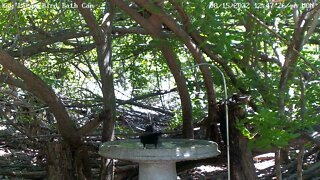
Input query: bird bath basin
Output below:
<box><xmin>99</xmin><ymin>138</ymin><xmax>220</xmax><ymax>180</ymax></box>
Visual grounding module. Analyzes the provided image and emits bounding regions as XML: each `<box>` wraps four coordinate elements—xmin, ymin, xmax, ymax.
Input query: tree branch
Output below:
<box><xmin>111</xmin><ymin>0</ymin><xmax>194</xmax><ymax>138</ymax></box>
<box><xmin>8</xmin><ymin>31</ymin><xmax>90</xmax><ymax>57</ymax></box>
<box><xmin>118</xmin><ymin>88</ymin><xmax>177</xmax><ymax>105</ymax></box>
<box><xmin>168</xmin><ymin>0</ymin><xmax>244</xmax><ymax>94</ymax></box>
<box><xmin>78</xmin><ymin>113</ymin><xmax>104</xmax><ymax>136</ymax></box>
<box><xmin>73</xmin><ymin>0</ymin><xmax>105</xmax><ymax>45</ymax></box>
<box><xmin>0</xmin><ymin>50</ymin><xmax>82</xmax><ymax>148</ymax></box>
<box><xmin>132</xmin><ymin>0</ymin><xmax>219</xmax><ymax>139</ymax></box>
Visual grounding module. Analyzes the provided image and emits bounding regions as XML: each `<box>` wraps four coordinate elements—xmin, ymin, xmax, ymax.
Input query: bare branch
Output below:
<box><xmin>118</xmin><ymin>88</ymin><xmax>176</xmax><ymax>105</ymax></box>
<box><xmin>78</xmin><ymin>114</ymin><xmax>104</xmax><ymax>136</ymax></box>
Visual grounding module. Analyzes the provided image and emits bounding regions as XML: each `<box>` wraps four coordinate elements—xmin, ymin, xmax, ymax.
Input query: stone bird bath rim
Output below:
<box><xmin>99</xmin><ymin>138</ymin><xmax>220</xmax><ymax>180</ymax></box>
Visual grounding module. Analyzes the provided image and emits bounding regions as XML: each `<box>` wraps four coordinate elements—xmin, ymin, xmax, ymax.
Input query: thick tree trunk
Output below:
<box><xmin>74</xmin><ymin>1</ymin><xmax>117</xmax><ymax>179</ymax></box>
<box><xmin>219</xmin><ymin>97</ymin><xmax>257</xmax><ymax>180</ymax></box>
<box><xmin>229</xmin><ymin>116</ymin><xmax>257</xmax><ymax>179</ymax></box>
<box><xmin>46</xmin><ymin>142</ymin><xmax>91</xmax><ymax>180</ymax></box>
<box><xmin>98</xmin><ymin>2</ymin><xmax>117</xmax><ymax>179</ymax></box>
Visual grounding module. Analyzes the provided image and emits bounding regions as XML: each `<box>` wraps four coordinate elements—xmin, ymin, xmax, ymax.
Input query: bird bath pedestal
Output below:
<box><xmin>99</xmin><ymin>139</ymin><xmax>220</xmax><ymax>180</ymax></box>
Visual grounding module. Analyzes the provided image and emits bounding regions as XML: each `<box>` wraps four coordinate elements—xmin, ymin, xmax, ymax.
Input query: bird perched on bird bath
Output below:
<box><xmin>139</xmin><ymin>124</ymin><xmax>162</xmax><ymax>148</ymax></box>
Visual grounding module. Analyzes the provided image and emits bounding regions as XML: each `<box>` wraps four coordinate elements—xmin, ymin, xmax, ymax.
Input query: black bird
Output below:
<box><xmin>145</xmin><ymin>124</ymin><xmax>154</xmax><ymax>132</ymax></box>
<box><xmin>139</xmin><ymin>132</ymin><xmax>162</xmax><ymax>148</ymax></box>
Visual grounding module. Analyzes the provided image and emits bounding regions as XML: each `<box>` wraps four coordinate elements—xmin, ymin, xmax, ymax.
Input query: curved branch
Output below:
<box><xmin>0</xmin><ymin>50</ymin><xmax>82</xmax><ymax>148</ymax></box>
<box><xmin>118</xmin><ymin>88</ymin><xmax>177</xmax><ymax>105</ymax></box>
<box><xmin>132</xmin><ymin>0</ymin><xmax>220</xmax><ymax>140</ymax></box>
<box><xmin>73</xmin><ymin>0</ymin><xmax>105</xmax><ymax>45</ymax></box>
<box><xmin>8</xmin><ymin>31</ymin><xmax>90</xmax><ymax>57</ymax></box>
<box><xmin>111</xmin><ymin>0</ymin><xmax>194</xmax><ymax>138</ymax></box>
<box><xmin>168</xmin><ymin>1</ymin><xmax>244</xmax><ymax>93</ymax></box>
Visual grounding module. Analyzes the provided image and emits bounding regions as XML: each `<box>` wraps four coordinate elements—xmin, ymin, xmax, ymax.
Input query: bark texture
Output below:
<box><xmin>218</xmin><ymin>95</ymin><xmax>257</xmax><ymax>180</ymax></box>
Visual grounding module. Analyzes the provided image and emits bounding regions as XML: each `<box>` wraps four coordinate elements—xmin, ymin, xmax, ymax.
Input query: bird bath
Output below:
<box><xmin>99</xmin><ymin>138</ymin><xmax>220</xmax><ymax>180</ymax></box>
